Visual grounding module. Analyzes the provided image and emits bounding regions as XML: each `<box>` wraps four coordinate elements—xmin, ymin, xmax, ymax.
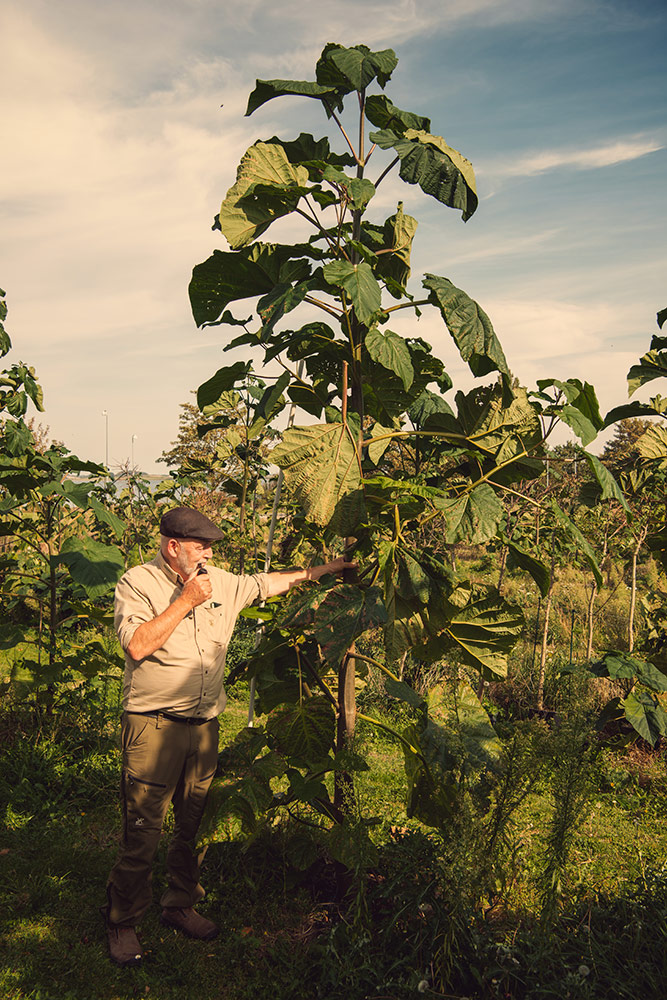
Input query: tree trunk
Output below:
<box><xmin>586</xmin><ymin>579</ymin><xmax>597</xmax><ymax>661</ymax></box>
<box><xmin>537</xmin><ymin>538</ymin><xmax>556</xmax><ymax>711</ymax></box>
<box><xmin>628</xmin><ymin>527</ymin><xmax>647</xmax><ymax>653</ymax></box>
<box><xmin>334</xmin><ymin>646</ymin><xmax>357</xmax><ymax>811</ymax></box>
<box><xmin>497</xmin><ymin>544</ymin><xmax>509</xmax><ymax>594</ymax></box>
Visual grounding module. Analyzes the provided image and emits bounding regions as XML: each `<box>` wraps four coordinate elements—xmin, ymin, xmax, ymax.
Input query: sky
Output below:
<box><xmin>2</xmin><ymin>0</ymin><xmax>666</xmax><ymax>473</ymax></box>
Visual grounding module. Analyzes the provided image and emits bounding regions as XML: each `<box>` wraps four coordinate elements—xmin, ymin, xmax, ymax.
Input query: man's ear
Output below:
<box><xmin>166</xmin><ymin>537</ymin><xmax>180</xmax><ymax>558</ymax></box>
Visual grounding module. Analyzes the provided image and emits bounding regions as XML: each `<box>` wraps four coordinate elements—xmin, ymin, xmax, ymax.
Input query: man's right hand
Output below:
<box><xmin>181</xmin><ymin>574</ymin><xmax>212</xmax><ymax>609</ymax></box>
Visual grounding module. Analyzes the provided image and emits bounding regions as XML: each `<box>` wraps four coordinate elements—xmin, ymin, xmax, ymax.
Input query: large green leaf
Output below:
<box><xmin>87</xmin><ymin>496</ymin><xmax>126</xmax><ymax>540</ymax></box>
<box><xmin>266</xmin><ymin>697</ymin><xmax>336</xmax><ymax>761</ymax></box>
<box><xmin>370</xmin><ymin>128</ymin><xmax>477</xmax><ymax>221</ymax></box>
<box><xmin>603</xmin><ymin>398</ymin><xmax>667</xmax><ymax>427</ymax></box>
<box><xmin>423</xmin><ymin>275</ymin><xmax>508</xmax><ymax>377</ymax></box>
<box><xmin>362</xmin><ymin>337</ymin><xmax>450</xmax><ymax>425</ymax></box>
<box><xmin>365</xmin><ymin>95</ymin><xmax>430</xmax><ymax>134</ymax></box>
<box><xmin>590</xmin><ymin>651</ymin><xmax>667</xmax><ymax>692</ymax></box>
<box><xmin>197</xmin><ymin>361</ymin><xmax>251</xmax><ymax>410</ymax></box>
<box><xmin>57</xmin><ymin>537</ymin><xmax>125</xmax><ymax>599</ymax></box>
<box><xmin>434</xmin><ymin>483</ymin><xmax>504</xmax><ymax>545</ymax></box>
<box><xmin>379</xmin><ymin>202</ymin><xmax>418</xmax><ymax>294</ymax></box>
<box><xmin>326</xmin><ymin>819</ymin><xmax>378</xmax><ymax>869</ymax></box>
<box><xmin>316</xmin><ymin>43</ymin><xmax>397</xmax><ymax>93</ymax></box>
<box><xmin>551</xmin><ymin>502</ymin><xmax>602</xmax><ymax>588</ymax></box>
<box><xmin>582</xmin><ymin>453</ymin><xmax>630</xmax><ymax>509</ymax></box>
<box><xmin>322</xmin><ymin>166</ymin><xmax>375</xmax><ymax>209</ymax></box>
<box><xmin>189</xmin><ymin>244</ymin><xmax>311</xmax><ymax>327</ymax></box>
<box><xmin>322</xmin><ymin>260</ymin><xmax>382</xmax><ymax>325</ymax></box>
<box><xmin>428</xmin><ymin>680</ymin><xmax>502</xmax><ymax>775</ymax></box>
<box><xmin>313</xmin><ymin>585</ymin><xmax>387</xmax><ymax>664</ymax></box>
<box><xmin>402</xmin><ymin>681</ymin><xmax>501</xmax><ymax>821</ymax></box>
<box><xmin>365</xmin><ymin>328</ymin><xmax>413</xmax><ymax>389</ymax></box>
<box><xmin>535</xmin><ymin>378</ymin><xmax>603</xmax><ymax>446</ymax></box>
<box><xmin>271</xmin><ymin>421</ymin><xmax>364</xmax><ymax>535</ymax></box>
<box><xmin>358</xmin><ymin>203</ymin><xmax>418</xmax><ymax>298</ymax></box>
<box><xmin>286</xmin><ymin>584</ymin><xmax>387</xmax><ymax>665</ymax></box>
<box><xmin>219</xmin><ymin>142</ymin><xmax>310</xmax><ymax>249</ymax></box>
<box><xmin>408</xmin><ymin>389</ymin><xmax>453</xmax><ymax>428</ymax></box>
<box><xmin>443</xmin><ymin>597</ymin><xmax>524</xmax><ymax>680</ymax></box>
<box><xmin>266</xmin><ymin>133</ymin><xmax>356</xmax><ymax>173</ymax></box>
<box><xmin>401</xmin><ymin>724</ymin><xmax>457</xmax><ymax>829</ymax></box>
<box><xmin>246</xmin><ymin>79</ymin><xmax>343</xmax><ymax>117</ymax></box>
<box><xmin>427</xmin><ymin>383</ymin><xmax>541</xmax><ymax>467</ymax></box>
<box><xmin>366</xmin><ymin>422</ymin><xmax>394</xmax><ymax>464</ymax></box>
<box><xmin>628</xmin><ymin>348</ymin><xmax>667</xmax><ymax>395</ymax></box>
<box><xmin>257</xmin><ymin>280</ymin><xmax>311</xmax><ymax>336</ymax></box>
<box><xmin>383</xmin><ymin>585</ymin><xmax>429</xmax><ymax>663</ymax></box>
<box><xmin>636</xmin><ymin>424</ymin><xmax>667</xmax><ymax>463</ymax></box>
<box><xmin>252</xmin><ymin>372</ymin><xmax>290</xmax><ymax>425</ymax></box>
<box><xmin>507</xmin><ymin>543</ymin><xmax>551</xmax><ymax>598</ymax></box>
<box><xmin>196</xmin><ymin>736</ymin><xmax>286</xmax><ymax>844</ymax></box>
<box><xmin>621</xmin><ymin>690</ymin><xmax>667</xmax><ymax>747</ymax></box>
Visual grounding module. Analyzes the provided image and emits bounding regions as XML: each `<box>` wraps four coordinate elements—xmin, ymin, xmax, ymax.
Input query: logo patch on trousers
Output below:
<box><xmin>135</xmin><ymin>818</ymin><xmax>145</xmax><ymax>826</ymax></box>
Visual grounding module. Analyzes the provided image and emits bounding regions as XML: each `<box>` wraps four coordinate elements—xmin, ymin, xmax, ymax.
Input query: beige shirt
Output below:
<box><xmin>114</xmin><ymin>552</ymin><xmax>269</xmax><ymax>719</ymax></box>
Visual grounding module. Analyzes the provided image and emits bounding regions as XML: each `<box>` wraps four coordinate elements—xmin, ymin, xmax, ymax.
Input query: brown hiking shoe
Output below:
<box><xmin>160</xmin><ymin>906</ymin><xmax>219</xmax><ymax>940</ymax></box>
<box><xmin>107</xmin><ymin>924</ymin><xmax>143</xmax><ymax>966</ymax></box>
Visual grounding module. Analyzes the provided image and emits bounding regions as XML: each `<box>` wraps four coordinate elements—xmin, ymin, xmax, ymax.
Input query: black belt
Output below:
<box><xmin>128</xmin><ymin>710</ymin><xmax>211</xmax><ymax>726</ymax></box>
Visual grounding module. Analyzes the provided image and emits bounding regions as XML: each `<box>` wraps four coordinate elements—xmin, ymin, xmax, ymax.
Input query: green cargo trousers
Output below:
<box><xmin>104</xmin><ymin>711</ymin><xmax>219</xmax><ymax>926</ymax></box>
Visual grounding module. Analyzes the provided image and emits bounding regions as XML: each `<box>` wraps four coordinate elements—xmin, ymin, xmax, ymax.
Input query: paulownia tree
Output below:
<box><xmin>188</xmin><ymin>45</ymin><xmax>612</xmax><ymax>852</ymax></box>
<box><xmin>0</xmin><ymin>287</ymin><xmax>126</xmax><ymax>702</ymax></box>
<box><xmin>579</xmin><ymin>304</ymin><xmax>667</xmax><ymax>744</ymax></box>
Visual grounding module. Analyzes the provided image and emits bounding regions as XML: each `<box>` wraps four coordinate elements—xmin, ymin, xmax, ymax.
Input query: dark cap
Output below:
<box><xmin>159</xmin><ymin>506</ymin><xmax>224</xmax><ymax>541</ymax></box>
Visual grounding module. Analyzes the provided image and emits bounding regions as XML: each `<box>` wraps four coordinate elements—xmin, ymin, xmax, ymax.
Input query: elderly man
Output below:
<box><xmin>103</xmin><ymin>506</ymin><xmax>353</xmax><ymax>966</ymax></box>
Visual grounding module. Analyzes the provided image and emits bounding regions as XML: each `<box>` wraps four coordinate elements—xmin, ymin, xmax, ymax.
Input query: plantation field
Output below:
<box><xmin>2</xmin><ymin>34</ymin><xmax>667</xmax><ymax>1000</ymax></box>
<box><xmin>2</xmin><ymin>691</ymin><xmax>667</xmax><ymax>1000</ymax></box>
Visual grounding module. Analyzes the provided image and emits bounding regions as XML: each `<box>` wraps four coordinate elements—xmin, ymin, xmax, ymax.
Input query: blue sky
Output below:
<box><xmin>2</xmin><ymin>0</ymin><xmax>665</xmax><ymax>471</ymax></box>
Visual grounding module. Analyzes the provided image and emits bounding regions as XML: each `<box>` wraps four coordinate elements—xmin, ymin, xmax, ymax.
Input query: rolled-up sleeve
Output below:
<box><xmin>114</xmin><ymin>572</ymin><xmax>155</xmax><ymax>653</ymax></box>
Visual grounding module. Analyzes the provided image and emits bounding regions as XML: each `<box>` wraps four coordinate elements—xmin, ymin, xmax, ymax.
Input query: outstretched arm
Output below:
<box><xmin>263</xmin><ymin>556</ymin><xmax>356</xmax><ymax>598</ymax></box>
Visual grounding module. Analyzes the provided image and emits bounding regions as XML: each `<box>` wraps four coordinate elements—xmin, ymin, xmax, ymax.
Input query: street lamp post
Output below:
<box><xmin>131</xmin><ymin>434</ymin><xmax>137</xmax><ymax>469</ymax></box>
<box><xmin>102</xmin><ymin>410</ymin><xmax>109</xmax><ymax>467</ymax></box>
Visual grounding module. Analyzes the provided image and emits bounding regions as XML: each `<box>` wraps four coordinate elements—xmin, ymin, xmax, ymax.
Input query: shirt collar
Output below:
<box><xmin>154</xmin><ymin>550</ymin><xmax>183</xmax><ymax>586</ymax></box>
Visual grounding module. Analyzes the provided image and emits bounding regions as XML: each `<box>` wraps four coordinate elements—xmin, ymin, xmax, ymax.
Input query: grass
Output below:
<box><xmin>2</xmin><ymin>690</ymin><xmax>667</xmax><ymax>999</ymax></box>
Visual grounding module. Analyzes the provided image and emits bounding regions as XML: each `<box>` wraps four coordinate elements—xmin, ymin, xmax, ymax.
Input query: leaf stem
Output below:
<box><xmin>294</xmin><ymin>206</ymin><xmax>337</xmax><ymax>251</ymax></box>
<box><xmin>341</xmin><ymin>361</ymin><xmax>348</xmax><ymax>424</ymax></box>
<box><xmin>300</xmin><ymin>650</ymin><xmax>339</xmax><ymax>710</ymax></box>
<box><xmin>374</xmin><ymin>155</ymin><xmax>400</xmax><ymax>188</ymax></box>
<box><xmin>383</xmin><ymin>298</ymin><xmax>431</xmax><ymax>314</ymax></box>
<box><xmin>494</xmin><ymin>482</ymin><xmax>545</xmax><ymax>510</ymax></box>
<box><xmin>467</xmin><ymin>448</ymin><xmax>530</xmax><ymax>491</ymax></box>
<box><xmin>303</xmin><ymin>295</ymin><xmax>344</xmax><ymax>319</ymax></box>
<box><xmin>357</xmin><ymin>712</ymin><xmax>428</xmax><ymax>765</ymax></box>
<box><xmin>361</xmin><ymin>429</ymin><xmax>469</xmax><ymax>447</ymax></box>
<box><xmin>350</xmin><ymin>650</ymin><xmax>402</xmax><ymax>684</ymax></box>
<box><xmin>323</xmin><ymin>101</ymin><xmax>361</xmax><ymax>165</ymax></box>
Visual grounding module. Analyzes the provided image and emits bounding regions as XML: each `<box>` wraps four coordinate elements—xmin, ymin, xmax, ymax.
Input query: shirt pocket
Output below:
<box><xmin>199</xmin><ymin>605</ymin><xmax>226</xmax><ymax>645</ymax></box>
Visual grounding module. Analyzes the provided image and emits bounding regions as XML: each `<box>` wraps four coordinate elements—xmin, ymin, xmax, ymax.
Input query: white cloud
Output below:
<box><xmin>2</xmin><ymin>0</ymin><xmax>664</xmax><ymax>472</ymax></box>
<box><xmin>483</xmin><ymin>136</ymin><xmax>665</xmax><ymax>178</ymax></box>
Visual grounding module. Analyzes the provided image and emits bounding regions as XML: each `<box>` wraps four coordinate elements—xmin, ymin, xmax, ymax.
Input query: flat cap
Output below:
<box><xmin>159</xmin><ymin>506</ymin><xmax>224</xmax><ymax>541</ymax></box>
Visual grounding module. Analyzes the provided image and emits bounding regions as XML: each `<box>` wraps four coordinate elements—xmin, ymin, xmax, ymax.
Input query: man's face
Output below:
<box><xmin>167</xmin><ymin>537</ymin><xmax>213</xmax><ymax>581</ymax></box>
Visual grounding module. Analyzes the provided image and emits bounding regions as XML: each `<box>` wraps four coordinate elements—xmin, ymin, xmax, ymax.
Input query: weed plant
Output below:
<box><xmin>2</xmin><ymin>690</ymin><xmax>667</xmax><ymax>999</ymax></box>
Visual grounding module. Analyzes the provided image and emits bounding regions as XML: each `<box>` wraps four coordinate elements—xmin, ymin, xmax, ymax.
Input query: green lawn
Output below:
<box><xmin>2</xmin><ymin>694</ymin><xmax>667</xmax><ymax>999</ymax></box>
